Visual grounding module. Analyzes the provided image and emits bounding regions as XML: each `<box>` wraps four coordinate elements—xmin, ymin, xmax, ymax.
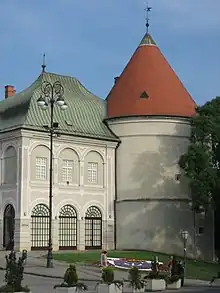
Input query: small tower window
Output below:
<box><xmin>198</xmin><ymin>226</ymin><xmax>204</xmax><ymax>235</ymax></box>
<box><xmin>140</xmin><ymin>91</ymin><xmax>149</xmax><ymax>99</ymax></box>
<box><xmin>175</xmin><ymin>173</ymin><xmax>181</xmax><ymax>181</ymax></box>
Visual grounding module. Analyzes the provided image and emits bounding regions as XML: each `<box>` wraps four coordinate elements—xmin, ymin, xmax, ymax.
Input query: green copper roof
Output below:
<box><xmin>139</xmin><ymin>33</ymin><xmax>156</xmax><ymax>46</ymax></box>
<box><xmin>0</xmin><ymin>72</ymin><xmax>118</xmax><ymax>141</ymax></box>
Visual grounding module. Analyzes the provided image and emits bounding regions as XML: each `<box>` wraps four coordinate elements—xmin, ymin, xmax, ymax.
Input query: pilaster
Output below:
<box><xmin>77</xmin><ymin>219</ymin><xmax>85</xmax><ymax>250</ymax></box>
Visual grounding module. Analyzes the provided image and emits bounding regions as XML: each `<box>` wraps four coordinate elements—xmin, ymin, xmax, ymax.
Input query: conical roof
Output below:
<box><xmin>106</xmin><ymin>33</ymin><xmax>196</xmax><ymax>118</ymax></box>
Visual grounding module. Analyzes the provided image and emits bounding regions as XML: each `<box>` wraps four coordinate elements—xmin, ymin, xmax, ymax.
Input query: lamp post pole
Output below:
<box><xmin>37</xmin><ymin>81</ymin><xmax>67</xmax><ymax>268</ymax></box>
<box><xmin>181</xmin><ymin>230</ymin><xmax>189</xmax><ymax>278</ymax></box>
<box><xmin>183</xmin><ymin>237</ymin><xmax>186</xmax><ymax>269</ymax></box>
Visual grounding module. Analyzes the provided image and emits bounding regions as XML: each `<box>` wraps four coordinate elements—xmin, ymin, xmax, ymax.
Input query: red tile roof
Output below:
<box><xmin>106</xmin><ymin>33</ymin><xmax>196</xmax><ymax>118</ymax></box>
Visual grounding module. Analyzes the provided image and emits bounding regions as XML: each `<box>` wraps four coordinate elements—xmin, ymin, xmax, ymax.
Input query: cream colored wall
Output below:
<box><xmin>0</xmin><ymin>130</ymin><xmax>23</xmax><ymax>250</ymax></box>
<box><xmin>19</xmin><ymin>130</ymin><xmax>117</xmax><ymax>251</ymax></box>
<box><xmin>107</xmin><ymin>117</ymin><xmax>214</xmax><ymax>261</ymax></box>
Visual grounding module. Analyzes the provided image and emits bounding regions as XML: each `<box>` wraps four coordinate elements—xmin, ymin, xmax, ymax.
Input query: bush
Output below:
<box><xmin>97</xmin><ymin>267</ymin><xmax>123</xmax><ymax>289</ymax></box>
<box><xmin>145</xmin><ymin>271</ymin><xmax>167</xmax><ymax>280</ymax></box>
<box><xmin>0</xmin><ymin>251</ymin><xmax>30</xmax><ymax>293</ymax></box>
<box><xmin>165</xmin><ymin>275</ymin><xmax>180</xmax><ymax>284</ymax></box>
<box><xmin>101</xmin><ymin>267</ymin><xmax>114</xmax><ymax>284</ymax></box>
<box><xmin>127</xmin><ymin>266</ymin><xmax>144</xmax><ymax>290</ymax></box>
<box><xmin>64</xmin><ymin>265</ymin><xmax>78</xmax><ymax>286</ymax></box>
<box><xmin>54</xmin><ymin>264</ymin><xmax>87</xmax><ymax>291</ymax></box>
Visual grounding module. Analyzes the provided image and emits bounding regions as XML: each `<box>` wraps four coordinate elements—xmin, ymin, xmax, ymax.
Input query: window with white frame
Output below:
<box><xmin>62</xmin><ymin>160</ymin><xmax>73</xmax><ymax>183</ymax></box>
<box><xmin>35</xmin><ymin>157</ymin><xmax>47</xmax><ymax>180</ymax></box>
<box><xmin>88</xmin><ymin>162</ymin><xmax>98</xmax><ymax>184</ymax></box>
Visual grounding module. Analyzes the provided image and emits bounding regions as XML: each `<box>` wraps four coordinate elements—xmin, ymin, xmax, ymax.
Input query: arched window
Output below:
<box><xmin>58</xmin><ymin>148</ymin><xmax>80</xmax><ymax>184</ymax></box>
<box><xmin>31</xmin><ymin>204</ymin><xmax>49</xmax><ymax>250</ymax></box>
<box><xmin>85</xmin><ymin>206</ymin><xmax>102</xmax><ymax>249</ymax></box>
<box><xmin>84</xmin><ymin>151</ymin><xmax>104</xmax><ymax>186</ymax></box>
<box><xmin>3</xmin><ymin>204</ymin><xmax>15</xmax><ymax>250</ymax></box>
<box><xmin>59</xmin><ymin>205</ymin><xmax>77</xmax><ymax>249</ymax></box>
<box><xmin>31</xmin><ymin>145</ymin><xmax>49</xmax><ymax>181</ymax></box>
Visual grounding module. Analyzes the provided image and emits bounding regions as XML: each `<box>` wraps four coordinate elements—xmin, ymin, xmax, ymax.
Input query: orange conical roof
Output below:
<box><xmin>106</xmin><ymin>33</ymin><xmax>196</xmax><ymax>118</ymax></box>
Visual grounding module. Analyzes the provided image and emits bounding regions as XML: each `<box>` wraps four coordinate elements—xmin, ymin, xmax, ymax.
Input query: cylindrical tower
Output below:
<box><xmin>105</xmin><ymin>33</ymin><xmax>214</xmax><ymax>260</ymax></box>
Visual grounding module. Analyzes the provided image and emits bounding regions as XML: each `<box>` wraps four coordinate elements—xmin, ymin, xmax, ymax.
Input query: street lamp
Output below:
<box><xmin>37</xmin><ymin>80</ymin><xmax>68</xmax><ymax>268</ymax></box>
<box><xmin>181</xmin><ymin>230</ymin><xmax>189</xmax><ymax>276</ymax></box>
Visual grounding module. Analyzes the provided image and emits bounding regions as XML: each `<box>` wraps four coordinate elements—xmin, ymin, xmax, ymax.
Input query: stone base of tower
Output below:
<box><xmin>115</xmin><ymin>200</ymin><xmax>214</xmax><ymax>261</ymax></box>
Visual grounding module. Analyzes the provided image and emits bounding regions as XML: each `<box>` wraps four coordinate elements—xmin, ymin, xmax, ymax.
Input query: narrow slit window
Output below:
<box><xmin>198</xmin><ymin>226</ymin><xmax>204</xmax><ymax>235</ymax></box>
<box><xmin>175</xmin><ymin>173</ymin><xmax>181</xmax><ymax>181</ymax></box>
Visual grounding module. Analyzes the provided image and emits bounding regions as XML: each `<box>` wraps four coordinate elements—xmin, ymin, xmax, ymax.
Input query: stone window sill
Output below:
<box><xmin>84</xmin><ymin>184</ymin><xmax>104</xmax><ymax>189</ymax></box>
<box><xmin>59</xmin><ymin>182</ymin><xmax>80</xmax><ymax>188</ymax></box>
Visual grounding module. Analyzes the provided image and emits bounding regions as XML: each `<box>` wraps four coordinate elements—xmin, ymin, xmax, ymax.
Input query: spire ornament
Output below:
<box><xmin>41</xmin><ymin>53</ymin><xmax>46</xmax><ymax>73</ymax></box>
<box><xmin>144</xmin><ymin>2</ymin><xmax>152</xmax><ymax>33</ymax></box>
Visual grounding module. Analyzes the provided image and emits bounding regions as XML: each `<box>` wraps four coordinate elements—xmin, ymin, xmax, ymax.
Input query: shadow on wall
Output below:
<box><xmin>116</xmin><ymin>200</ymin><xmax>197</xmax><ymax>258</ymax></box>
<box><xmin>129</xmin><ymin>131</ymin><xmax>189</xmax><ymax>200</ymax></box>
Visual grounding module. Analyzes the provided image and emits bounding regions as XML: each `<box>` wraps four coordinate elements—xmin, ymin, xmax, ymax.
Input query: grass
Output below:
<box><xmin>52</xmin><ymin>250</ymin><xmax>220</xmax><ymax>281</ymax></box>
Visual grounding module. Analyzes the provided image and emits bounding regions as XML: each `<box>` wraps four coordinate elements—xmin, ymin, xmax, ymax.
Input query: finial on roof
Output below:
<box><xmin>144</xmin><ymin>2</ymin><xmax>152</xmax><ymax>33</ymax></box>
<box><xmin>41</xmin><ymin>53</ymin><xmax>46</xmax><ymax>73</ymax></box>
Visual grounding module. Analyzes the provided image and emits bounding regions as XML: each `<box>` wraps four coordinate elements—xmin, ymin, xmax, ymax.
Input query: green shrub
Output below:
<box><xmin>0</xmin><ymin>251</ymin><xmax>30</xmax><ymax>293</ymax></box>
<box><xmin>64</xmin><ymin>265</ymin><xmax>78</xmax><ymax>286</ymax></box>
<box><xmin>127</xmin><ymin>266</ymin><xmax>144</xmax><ymax>290</ymax></box>
<box><xmin>54</xmin><ymin>264</ymin><xmax>87</xmax><ymax>291</ymax></box>
<box><xmin>102</xmin><ymin>267</ymin><xmax>114</xmax><ymax>284</ymax></box>
<box><xmin>97</xmin><ymin>267</ymin><xmax>123</xmax><ymax>289</ymax></box>
<box><xmin>165</xmin><ymin>275</ymin><xmax>180</xmax><ymax>284</ymax></box>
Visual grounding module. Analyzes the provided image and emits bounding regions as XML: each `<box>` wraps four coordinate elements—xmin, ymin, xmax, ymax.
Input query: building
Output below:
<box><xmin>0</xmin><ymin>31</ymin><xmax>214</xmax><ymax>260</ymax></box>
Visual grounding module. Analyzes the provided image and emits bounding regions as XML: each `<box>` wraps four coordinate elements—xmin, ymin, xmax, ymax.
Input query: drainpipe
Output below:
<box><xmin>114</xmin><ymin>141</ymin><xmax>120</xmax><ymax>250</ymax></box>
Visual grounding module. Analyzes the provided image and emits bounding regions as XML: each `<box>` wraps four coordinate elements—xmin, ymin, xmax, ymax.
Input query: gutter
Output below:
<box><xmin>114</xmin><ymin>140</ymin><xmax>121</xmax><ymax>250</ymax></box>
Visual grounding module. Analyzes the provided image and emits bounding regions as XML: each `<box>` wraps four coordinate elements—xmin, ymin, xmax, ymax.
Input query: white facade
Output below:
<box><xmin>107</xmin><ymin>116</ymin><xmax>214</xmax><ymax>261</ymax></box>
<box><xmin>0</xmin><ymin>129</ymin><xmax>117</xmax><ymax>251</ymax></box>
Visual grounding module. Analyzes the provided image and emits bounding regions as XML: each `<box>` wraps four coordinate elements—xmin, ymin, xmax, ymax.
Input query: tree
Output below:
<box><xmin>179</xmin><ymin>96</ymin><xmax>220</xmax><ymax>212</ymax></box>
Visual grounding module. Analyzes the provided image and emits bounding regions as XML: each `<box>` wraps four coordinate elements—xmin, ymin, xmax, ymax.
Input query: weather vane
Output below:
<box><xmin>144</xmin><ymin>2</ymin><xmax>152</xmax><ymax>33</ymax></box>
<box><xmin>41</xmin><ymin>53</ymin><xmax>46</xmax><ymax>73</ymax></box>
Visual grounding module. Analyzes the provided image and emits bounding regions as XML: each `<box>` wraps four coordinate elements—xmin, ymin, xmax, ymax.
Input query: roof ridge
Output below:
<box><xmin>22</xmin><ymin>74</ymin><xmax>43</xmax><ymax>126</ymax></box>
<box><xmin>159</xmin><ymin>49</ymin><xmax>196</xmax><ymax>107</ymax></box>
<box><xmin>42</xmin><ymin>71</ymin><xmax>102</xmax><ymax>101</ymax></box>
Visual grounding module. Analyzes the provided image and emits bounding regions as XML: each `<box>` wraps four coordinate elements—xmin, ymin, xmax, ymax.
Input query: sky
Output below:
<box><xmin>0</xmin><ymin>0</ymin><xmax>220</xmax><ymax>106</ymax></box>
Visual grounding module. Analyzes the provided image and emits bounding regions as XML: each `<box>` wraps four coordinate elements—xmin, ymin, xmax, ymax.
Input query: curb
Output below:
<box><xmin>0</xmin><ymin>266</ymin><xmax>99</xmax><ymax>282</ymax></box>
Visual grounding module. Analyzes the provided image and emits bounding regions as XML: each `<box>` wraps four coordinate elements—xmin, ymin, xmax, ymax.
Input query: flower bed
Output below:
<box><xmin>94</xmin><ymin>257</ymin><xmax>168</xmax><ymax>272</ymax></box>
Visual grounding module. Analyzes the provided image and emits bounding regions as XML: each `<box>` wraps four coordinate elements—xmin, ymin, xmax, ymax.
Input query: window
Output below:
<box><xmin>140</xmin><ymin>91</ymin><xmax>149</xmax><ymax>99</ymax></box>
<box><xmin>88</xmin><ymin>162</ymin><xmax>98</xmax><ymax>184</ymax></box>
<box><xmin>35</xmin><ymin>157</ymin><xmax>47</xmax><ymax>180</ymax></box>
<box><xmin>62</xmin><ymin>160</ymin><xmax>73</xmax><ymax>183</ymax></box>
<box><xmin>175</xmin><ymin>173</ymin><xmax>181</xmax><ymax>181</ymax></box>
<box><xmin>198</xmin><ymin>226</ymin><xmax>205</xmax><ymax>235</ymax></box>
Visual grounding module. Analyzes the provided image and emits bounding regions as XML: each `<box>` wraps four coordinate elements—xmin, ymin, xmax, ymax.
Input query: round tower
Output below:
<box><xmin>105</xmin><ymin>33</ymin><xmax>214</xmax><ymax>260</ymax></box>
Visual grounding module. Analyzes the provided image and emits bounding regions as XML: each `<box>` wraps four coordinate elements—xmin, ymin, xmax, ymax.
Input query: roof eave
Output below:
<box><xmin>104</xmin><ymin>114</ymin><xmax>194</xmax><ymax>122</ymax></box>
<box><xmin>21</xmin><ymin>126</ymin><xmax>120</xmax><ymax>142</ymax></box>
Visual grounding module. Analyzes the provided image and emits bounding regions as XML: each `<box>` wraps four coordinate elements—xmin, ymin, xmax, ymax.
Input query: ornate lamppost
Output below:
<box><xmin>37</xmin><ymin>81</ymin><xmax>68</xmax><ymax>268</ymax></box>
<box><xmin>181</xmin><ymin>230</ymin><xmax>189</xmax><ymax>277</ymax></box>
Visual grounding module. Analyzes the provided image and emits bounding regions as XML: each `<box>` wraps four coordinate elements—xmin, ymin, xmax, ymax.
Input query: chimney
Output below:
<box><xmin>114</xmin><ymin>76</ymin><xmax>119</xmax><ymax>85</ymax></box>
<box><xmin>5</xmin><ymin>85</ymin><xmax>16</xmax><ymax>99</ymax></box>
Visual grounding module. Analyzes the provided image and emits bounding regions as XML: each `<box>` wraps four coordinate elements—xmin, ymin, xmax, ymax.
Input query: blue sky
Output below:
<box><xmin>0</xmin><ymin>0</ymin><xmax>219</xmax><ymax>105</ymax></box>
